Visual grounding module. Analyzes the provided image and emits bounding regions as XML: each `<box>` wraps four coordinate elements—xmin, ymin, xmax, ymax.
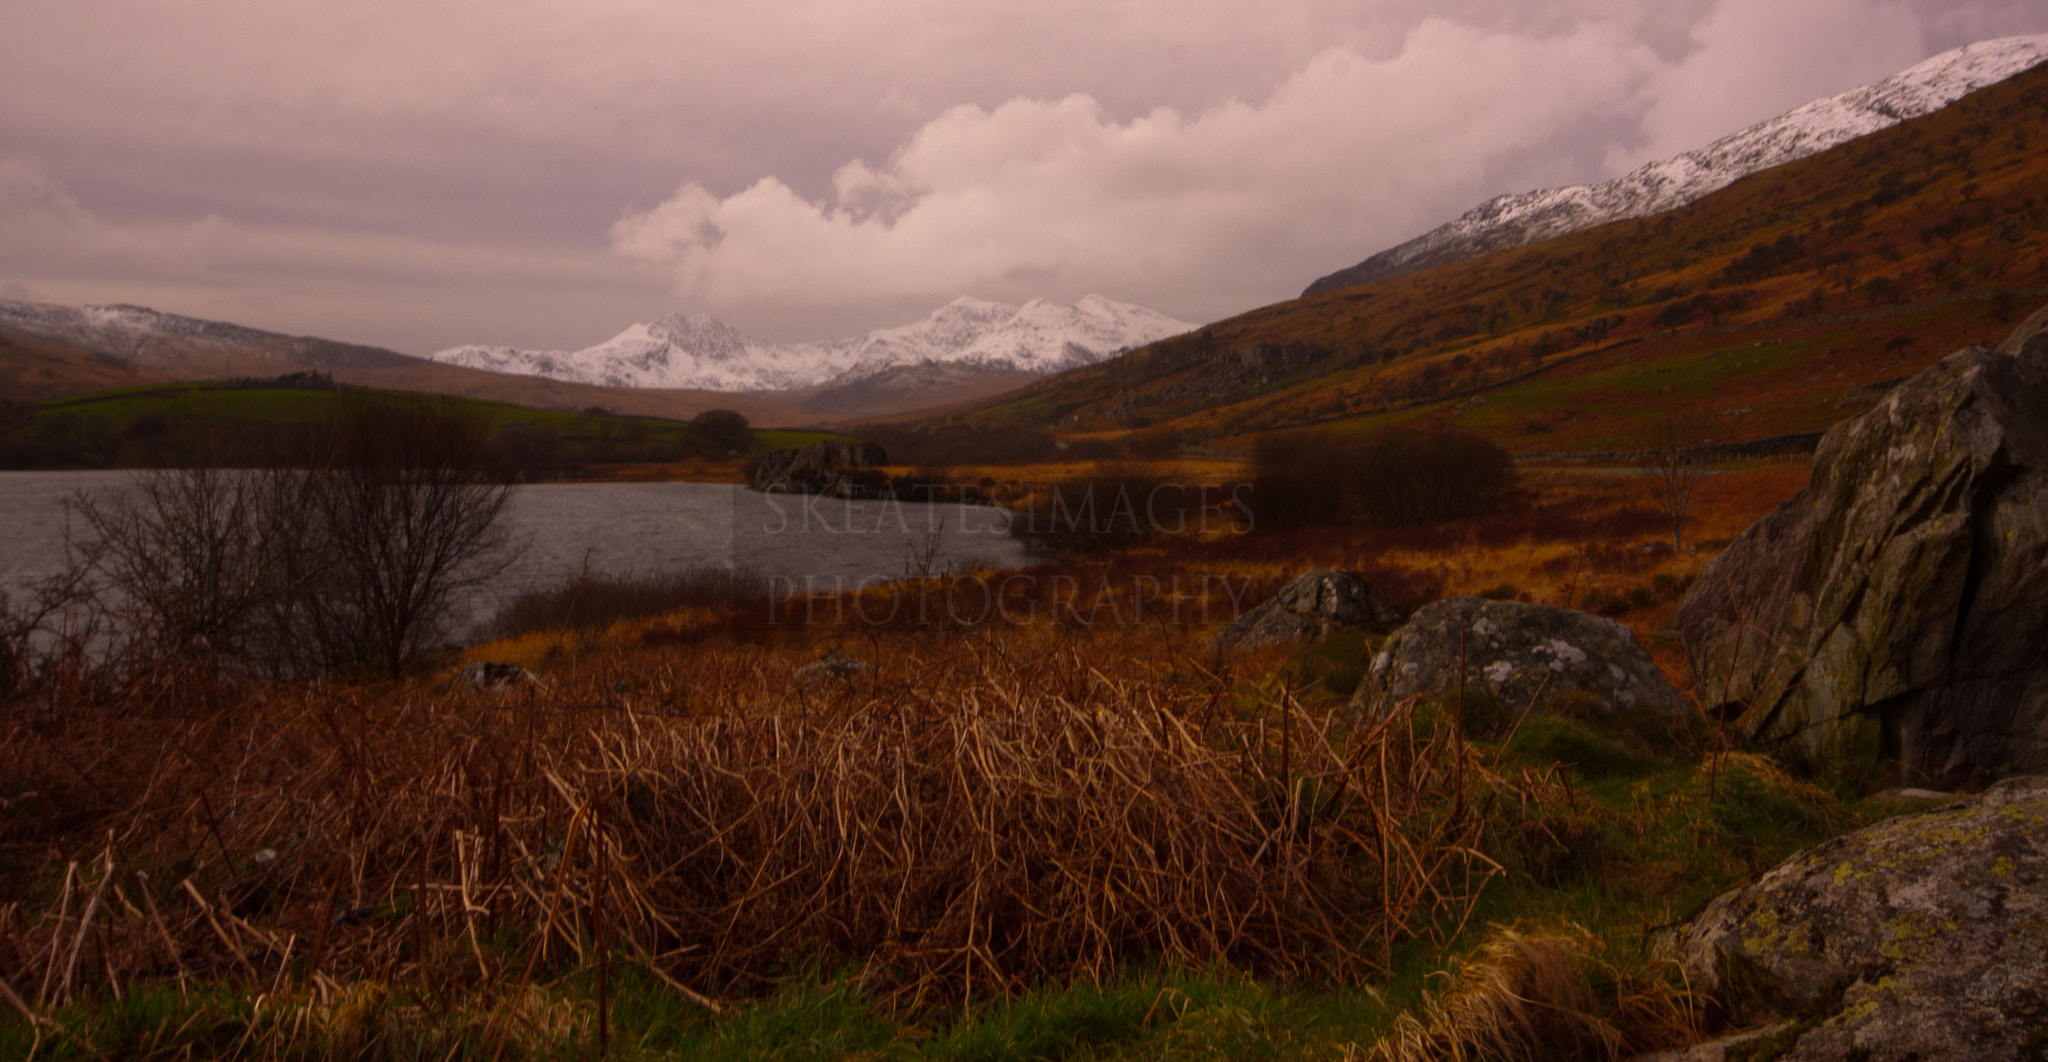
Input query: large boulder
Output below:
<box><xmin>1677</xmin><ymin>307</ymin><xmax>2048</xmax><ymax>788</ymax></box>
<box><xmin>1211</xmin><ymin>568</ymin><xmax>1400</xmax><ymax>650</ymax></box>
<box><xmin>1350</xmin><ymin>596</ymin><xmax>1685</xmax><ymax>721</ymax></box>
<box><xmin>749</xmin><ymin>439</ymin><xmax>892</xmax><ymax>497</ymax></box>
<box><xmin>1662</xmin><ymin>776</ymin><xmax>2048</xmax><ymax>1061</ymax></box>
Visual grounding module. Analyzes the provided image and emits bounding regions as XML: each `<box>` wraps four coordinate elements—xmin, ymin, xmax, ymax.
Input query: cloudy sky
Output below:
<box><xmin>2</xmin><ymin>0</ymin><xmax>2042</xmax><ymax>354</ymax></box>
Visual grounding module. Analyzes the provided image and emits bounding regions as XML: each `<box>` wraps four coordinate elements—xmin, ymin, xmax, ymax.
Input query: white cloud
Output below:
<box><xmin>0</xmin><ymin>0</ymin><xmax>2037</xmax><ymax>348</ymax></box>
<box><xmin>614</xmin><ymin>18</ymin><xmax>1664</xmax><ymax>326</ymax></box>
<box><xmin>0</xmin><ymin>158</ymin><xmax>670</xmax><ymax>351</ymax></box>
<box><xmin>1622</xmin><ymin>0</ymin><xmax>1926</xmax><ymax>164</ymax></box>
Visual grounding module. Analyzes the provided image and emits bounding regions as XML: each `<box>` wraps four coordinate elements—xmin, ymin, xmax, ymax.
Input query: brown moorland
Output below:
<box><xmin>960</xmin><ymin>61</ymin><xmax>2048</xmax><ymax>455</ymax></box>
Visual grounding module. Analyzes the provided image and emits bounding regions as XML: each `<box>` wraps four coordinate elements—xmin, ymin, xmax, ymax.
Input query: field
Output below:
<box><xmin>0</xmin><ymin>379</ymin><xmax>840</xmax><ymax>475</ymax></box>
<box><xmin>2</xmin><ymin>455</ymin><xmax>1904</xmax><ymax>1060</ymax></box>
<box><xmin>3</xmin><ymin>42</ymin><xmax>2038</xmax><ymax>1062</ymax></box>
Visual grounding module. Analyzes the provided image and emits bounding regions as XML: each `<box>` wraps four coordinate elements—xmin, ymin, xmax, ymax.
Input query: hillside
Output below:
<box><xmin>0</xmin><ymin>301</ymin><xmax>819</xmax><ymax>426</ymax></box>
<box><xmin>1303</xmin><ymin>35</ymin><xmax>2047</xmax><ymax>295</ymax></box>
<box><xmin>957</xmin><ymin>60</ymin><xmax>2048</xmax><ymax>455</ymax></box>
<box><xmin>0</xmin><ymin>376</ymin><xmax>836</xmax><ymax>473</ymax></box>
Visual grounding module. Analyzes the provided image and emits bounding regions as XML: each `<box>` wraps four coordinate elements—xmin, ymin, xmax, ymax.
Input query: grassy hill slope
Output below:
<box><xmin>960</xmin><ymin>62</ymin><xmax>2048</xmax><ymax>454</ymax></box>
<box><xmin>0</xmin><ymin>318</ymin><xmax>823</xmax><ymax>428</ymax></box>
<box><xmin>0</xmin><ymin>377</ymin><xmax>837</xmax><ymax>472</ymax></box>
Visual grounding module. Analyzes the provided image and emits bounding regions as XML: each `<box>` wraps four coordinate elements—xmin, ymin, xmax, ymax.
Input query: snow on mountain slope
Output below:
<box><xmin>1303</xmin><ymin>34</ymin><xmax>2048</xmax><ymax>297</ymax></box>
<box><xmin>0</xmin><ymin>298</ymin><xmax>414</xmax><ymax>369</ymax></box>
<box><xmin>429</xmin><ymin>295</ymin><xmax>1194</xmax><ymax>393</ymax></box>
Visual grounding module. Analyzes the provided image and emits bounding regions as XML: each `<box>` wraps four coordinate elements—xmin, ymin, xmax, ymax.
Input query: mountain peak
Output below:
<box><xmin>427</xmin><ymin>297</ymin><xmax>1195</xmax><ymax>395</ymax></box>
<box><xmin>1303</xmin><ymin>34</ymin><xmax>2048</xmax><ymax>297</ymax></box>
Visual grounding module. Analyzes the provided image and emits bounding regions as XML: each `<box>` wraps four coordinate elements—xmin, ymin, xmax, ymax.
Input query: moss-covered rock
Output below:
<box><xmin>1352</xmin><ymin>596</ymin><xmax>1685</xmax><ymax>724</ymax></box>
<box><xmin>1663</xmin><ymin>775</ymin><xmax>2048</xmax><ymax>1061</ymax></box>
<box><xmin>1677</xmin><ymin>306</ymin><xmax>2048</xmax><ymax>788</ymax></box>
<box><xmin>1211</xmin><ymin>568</ymin><xmax>1400</xmax><ymax>651</ymax></box>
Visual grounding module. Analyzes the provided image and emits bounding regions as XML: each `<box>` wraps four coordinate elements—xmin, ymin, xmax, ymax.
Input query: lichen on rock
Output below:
<box><xmin>1210</xmin><ymin>568</ymin><xmax>1400</xmax><ymax>651</ymax></box>
<box><xmin>1663</xmin><ymin>775</ymin><xmax>2048</xmax><ymax>1060</ymax></box>
<box><xmin>1678</xmin><ymin>305</ymin><xmax>2048</xmax><ymax>788</ymax></box>
<box><xmin>1350</xmin><ymin>596</ymin><xmax>1685</xmax><ymax>724</ymax></box>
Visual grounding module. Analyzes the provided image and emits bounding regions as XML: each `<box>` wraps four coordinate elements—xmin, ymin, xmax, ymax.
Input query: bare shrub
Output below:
<box><xmin>298</xmin><ymin>395</ymin><xmax>515</xmax><ymax>677</ymax></box>
<box><xmin>50</xmin><ymin>394</ymin><xmax>517</xmax><ymax>690</ymax></box>
<box><xmin>1635</xmin><ymin>420</ymin><xmax>1709</xmax><ymax>550</ymax></box>
<box><xmin>70</xmin><ymin>466</ymin><xmax>321</xmax><ymax>681</ymax></box>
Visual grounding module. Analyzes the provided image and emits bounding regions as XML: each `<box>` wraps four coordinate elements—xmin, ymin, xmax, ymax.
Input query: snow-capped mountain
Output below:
<box><xmin>1304</xmin><ymin>34</ymin><xmax>2048</xmax><ymax>296</ymax></box>
<box><xmin>428</xmin><ymin>295</ymin><xmax>1194</xmax><ymax>394</ymax></box>
<box><xmin>0</xmin><ymin>298</ymin><xmax>412</xmax><ymax>369</ymax></box>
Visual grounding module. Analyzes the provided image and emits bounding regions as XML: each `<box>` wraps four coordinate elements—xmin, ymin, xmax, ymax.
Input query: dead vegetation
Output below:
<box><xmin>0</xmin><ymin>460</ymin><xmax>1840</xmax><ymax>1058</ymax></box>
<box><xmin>1362</xmin><ymin>928</ymin><xmax>1701</xmax><ymax>1062</ymax></box>
<box><xmin>0</xmin><ymin>629</ymin><xmax>1598</xmax><ymax>1022</ymax></box>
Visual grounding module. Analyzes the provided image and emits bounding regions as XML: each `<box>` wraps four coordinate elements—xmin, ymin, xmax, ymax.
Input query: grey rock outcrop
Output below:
<box><xmin>749</xmin><ymin>439</ymin><xmax>892</xmax><ymax>497</ymax></box>
<box><xmin>1677</xmin><ymin>306</ymin><xmax>2048</xmax><ymax>788</ymax></box>
<box><xmin>459</xmin><ymin>661</ymin><xmax>538</xmax><ymax>692</ymax></box>
<box><xmin>1661</xmin><ymin>776</ymin><xmax>2048</xmax><ymax>1061</ymax></box>
<box><xmin>795</xmin><ymin>648</ymin><xmax>869</xmax><ymax>687</ymax></box>
<box><xmin>1351</xmin><ymin>596</ymin><xmax>1685</xmax><ymax>721</ymax></box>
<box><xmin>1211</xmin><ymin>568</ymin><xmax>1400</xmax><ymax>651</ymax></box>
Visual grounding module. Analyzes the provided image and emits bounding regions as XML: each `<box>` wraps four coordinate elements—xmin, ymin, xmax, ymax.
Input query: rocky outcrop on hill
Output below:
<box><xmin>1659</xmin><ymin>776</ymin><xmax>2048</xmax><ymax>1061</ymax></box>
<box><xmin>1211</xmin><ymin>569</ymin><xmax>1400</xmax><ymax>651</ymax></box>
<box><xmin>1351</xmin><ymin>596</ymin><xmax>1685</xmax><ymax>722</ymax></box>
<box><xmin>1677</xmin><ymin>306</ymin><xmax>2048</xmax><ymax>788</ymax></box>
<box><xmin>748</xmin><ymin>440</ymin><xmax>892</xmax><ymax>497</ymax></box>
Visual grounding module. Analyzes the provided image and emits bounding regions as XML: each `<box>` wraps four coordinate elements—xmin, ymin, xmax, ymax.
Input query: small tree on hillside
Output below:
<box><xmin>692</xmin><ymin>409</ymin><xmax>754</xmax><ymax>454</ymax></box>
<box><xmin>1637</xmin><ymin>419</ymin><xmax>1709</xmax><ymax>551</ymax></box>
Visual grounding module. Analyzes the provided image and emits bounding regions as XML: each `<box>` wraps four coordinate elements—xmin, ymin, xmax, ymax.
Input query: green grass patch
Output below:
<box><xmin>4</xmin><ymin>380</ymin><xmax>827</xmax><ymax>471</ymax></box>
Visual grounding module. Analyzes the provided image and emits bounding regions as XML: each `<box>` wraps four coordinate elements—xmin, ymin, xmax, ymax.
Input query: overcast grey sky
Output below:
<box><xmin>1</xmin><ymin>0</ymin><xmax>2042</xmax><ymax>353</ymax></box>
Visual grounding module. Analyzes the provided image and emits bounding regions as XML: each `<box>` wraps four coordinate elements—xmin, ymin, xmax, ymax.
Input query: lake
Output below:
<box><xmin>0</xmin><ymin>471</ymin><xmax>1030</xmax><ymax>638</ymax></box>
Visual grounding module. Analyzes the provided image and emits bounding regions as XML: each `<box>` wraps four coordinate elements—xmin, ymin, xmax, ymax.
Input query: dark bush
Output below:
<box><xmin>1249</xmin><ymin>426</ymin><xmax>1517</xmax><ymax>529</ymax></box>
<box><xmin>1718</xmin><ymin>234</ymin><xmax>1806</xmax><ymax>284</ymax></box>
<box><xmin>691</xmin><ymin>408</ymin><xmax>754</xmax><ymax>453</ymax></box>
<box><xmin>1246</xmin><ymin>431</ymin><xmax>1346</xmax><ymax>529</ymax></box>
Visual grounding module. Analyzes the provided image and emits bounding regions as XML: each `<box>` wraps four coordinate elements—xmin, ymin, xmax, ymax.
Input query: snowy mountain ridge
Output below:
<box><xmin>0</xmin><ymin>297</ymin><xmax>413</xmax><ymax>369</ymax></box>
<box><xmin>428</xmin><ymin>294</ymin><xmax>1195</xmax><ymax>393</ymax></box>
<box><xmin>1304</xmin><ymin>34</ymin><xmax>2048</xmax><ymax>296</ymax></box>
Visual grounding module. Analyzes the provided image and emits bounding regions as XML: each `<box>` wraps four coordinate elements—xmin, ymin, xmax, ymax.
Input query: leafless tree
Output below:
<box><xmin>63</xmin><ymin>394</ymin><xmax>517</xmax><ymax>688</ymax></box>
<box><xmin>72</xmin><ymin>464</ymin><xmax>322</xmax><ymax>678</ymax></box>
<box><xmin>299</xmin><ymin>395</ymin><xmax>517</xmax><ymax>678</ymax></box>
<box><xmin>1637</xmin><ymin>419</ymin><xmax>1710</xmax><ymax>551</ymax></box>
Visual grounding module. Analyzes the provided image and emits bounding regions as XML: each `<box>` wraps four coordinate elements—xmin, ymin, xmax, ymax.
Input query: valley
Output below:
<box><xmin>4</xmin><ymin>31</ymin><xmax>2048</xmax><ymax>1062</ymax></box>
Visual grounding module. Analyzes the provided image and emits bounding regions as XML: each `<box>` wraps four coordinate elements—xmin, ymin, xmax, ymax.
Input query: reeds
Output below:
<box><xmin>1362</xmin><ymin>927</ymin><xmax>1701</xmax><ymax>1062</ymax></box>
<box><xmin>487</xmin><ymin>565</ymin><xmax>780</xmax><ymax>641</ymax></box>
<box><xmin>0</xmin><ymin>629</ymin><xmax>1546</xmax><ymax>1015</ymax></box>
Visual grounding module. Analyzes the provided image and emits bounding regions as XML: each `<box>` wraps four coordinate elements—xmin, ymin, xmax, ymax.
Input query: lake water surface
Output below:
<box><xmin>0</xmin><ymin>471</ymin><xmax>1030</xmax><ymax>637</ymax></box>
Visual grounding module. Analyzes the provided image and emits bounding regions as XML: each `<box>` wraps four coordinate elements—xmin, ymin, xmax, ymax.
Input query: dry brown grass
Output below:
<box><xmin>0</xmin><ymin>627</ymin><xmax>1583</xmax><ymax>1015</ymax></box>
<box><xmin>1359</xmin><ymin>926</ymin><xmax>1701</xmax><ymax>1062</ymax></box>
